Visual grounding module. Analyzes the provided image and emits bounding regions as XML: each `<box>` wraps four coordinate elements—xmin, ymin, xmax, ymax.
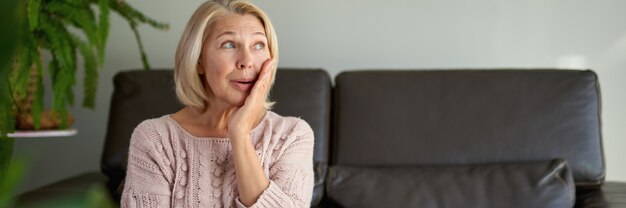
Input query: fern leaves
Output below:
<box><xmin>71</xmin><ymin>34</ymin><xmax>98</xmax><ymax>109</ymax></box>
<box><xmin>111</xmin><ymin>0</ymin><xmax>169</xmax><ymax>70</ymax></box>
<box><xmin>97</xmin><ymin>0</ymin><xmax>110</xmax><ymax>66</ymax></box>
<box><xmin>1</xmin><ymin>0</ymin><xmax>168</xmax><ymax>132</ymax></box>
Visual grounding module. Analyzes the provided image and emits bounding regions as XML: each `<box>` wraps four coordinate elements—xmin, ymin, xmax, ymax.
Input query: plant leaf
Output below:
<box><xmin>0</xmin><ymin>157</ymin><xmax>25</xmax><ymax>207</ymax></box>
<box><xmin>26</xmin><ymin>0</ymin><xmax>41</xmax><ymax>31</ymax></box>
<box><xmin>111</xmin><ymin>0</ymin><xmax>169</xmax><ymax>69</ymax></box>
<box><xmin>111</xmin><ymin>1</ymin><xmax>169</xmax><ymax>30</ymax></box>
<box><xmin>130</xmin><ymin>22</ymin><xmax>151</xmax><ymax>70</ymax></box>
<box><xmin>0</xmin><ymin>69</ymin><xmax>16</xmax><ymax>139</ymax></box>
<box><xmin>70</xmin><ymin>34</ymin><xmax>98</xmax><ymax>109</ymax></box>
<box><xmin>46</xmin><ymin>0</ymin><xmax>99</xmax><ymax>50</ymax></box>
<box><xmin>97</xmin><ymin>0</ymin><xmax>110</xmax><ymax>66</ymax></box>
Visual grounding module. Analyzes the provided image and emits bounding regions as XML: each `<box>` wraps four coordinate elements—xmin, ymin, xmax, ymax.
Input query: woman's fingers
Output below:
<box><xmin>249</xmin><ymin>58</ymin><xmax>275</xmax><ymax>104</ymax></box>
<box><xmin>228</xmin><ymin>59</ymin><xmax>275</xmax><ymax>136</ymax></box>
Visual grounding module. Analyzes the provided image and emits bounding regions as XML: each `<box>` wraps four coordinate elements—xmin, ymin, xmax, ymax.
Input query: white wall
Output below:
<box><xmin>15</xmin><ymin>0</ymin><xmax>626</xmax><ymax>193</ymax></box>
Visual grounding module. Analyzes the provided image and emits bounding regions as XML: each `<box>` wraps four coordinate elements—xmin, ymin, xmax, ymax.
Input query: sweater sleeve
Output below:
<box><xmin>235</xmin><ymin>119</ymin><xmax>315</xmax><ymax>208</ymax></box>
<box><xmin>121</xmin><ymin>121</ymin><xmax>173</xmax><ymax>208</ymax></box>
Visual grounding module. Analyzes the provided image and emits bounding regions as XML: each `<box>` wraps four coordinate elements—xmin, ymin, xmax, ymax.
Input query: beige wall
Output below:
<box><xmin>15</xmin><ymin>0</ymin><xmax>626</xmax><ymax>193</ymax></box>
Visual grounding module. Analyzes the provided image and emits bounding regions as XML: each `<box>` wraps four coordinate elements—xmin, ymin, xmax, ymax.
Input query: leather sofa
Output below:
<box><xmin>17</xmin><ymin>69</ymin><xmax>626</xmax><ymax>207</ymax></box>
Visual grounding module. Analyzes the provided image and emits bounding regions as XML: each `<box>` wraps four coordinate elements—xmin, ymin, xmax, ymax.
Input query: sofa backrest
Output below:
<box><xmin>101</xmin><ymin>70</ymin><xmax>183</xmax><ymax>196</ymax></box>
<box><xmin>266</xmin><ymin>69</ymin><xmax>332</xmax><ymax>206</ymax></box>
<box><xmin>100</xmin><ymin>69</ymin><xmax>331</xmax><ymax>205</ymax></box>
<box><xmin>333</xmin><ymin>69</ymin><xmax>604</xmax><ymax>188</ymax></box>
<box><xmin>270</xmin><ymin>69</ymin><xmax>332</xmax><ymax>164</ymax></box>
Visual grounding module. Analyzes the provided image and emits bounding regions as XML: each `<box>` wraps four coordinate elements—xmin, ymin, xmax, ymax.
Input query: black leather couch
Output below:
<box><xmin>18</xmin><ymin>69</ymin><xmax>626</xmax><ymax>207</ymax></box>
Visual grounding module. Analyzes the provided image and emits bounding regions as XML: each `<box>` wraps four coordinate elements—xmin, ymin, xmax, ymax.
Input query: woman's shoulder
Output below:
<box><xmin>134</xmin><ymin>115</ymin><xmax>172</xmax><ymax>132</ymax></box>
<box><xmin>131</xmin><ymin>115</ymin><xmax>175</xmax><ymax>143</ymax></box>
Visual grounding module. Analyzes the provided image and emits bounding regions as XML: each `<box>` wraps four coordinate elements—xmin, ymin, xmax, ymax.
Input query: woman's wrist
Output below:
<box><xmin>229</xmin><ymin>130</ymin><xmax>251</xmax><ymax>144</ymax></box>
<box><xmin>229</xmin><ymin>110</ymin><xmax>265</xmax><ymax>140</ymax></box>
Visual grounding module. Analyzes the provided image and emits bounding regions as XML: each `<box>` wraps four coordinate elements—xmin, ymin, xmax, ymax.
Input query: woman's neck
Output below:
<box><xmin>185</xmin><ymin>100</ymin><xmax>266</xmax><ymax>137</ymax></box>
<box><xmin>188</xmin><ymin>103</ymin><xmax>234</xmax><ymax>135</ymax></box>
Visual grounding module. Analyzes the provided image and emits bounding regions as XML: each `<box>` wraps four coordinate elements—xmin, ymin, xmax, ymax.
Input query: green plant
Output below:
<box><xmin>1</xmin><ymin>0</ymin><xmax>24</xmax><ymax>205</ymax></box>
<box><xmin>0</xmin><ymin>0</ymin><xmax>167</xmax><ymax>205</ymax></box>
<box><xmin>1</xmin><ymin>0</ymin><xmax>168</xmax><ymax>133</ymax></box>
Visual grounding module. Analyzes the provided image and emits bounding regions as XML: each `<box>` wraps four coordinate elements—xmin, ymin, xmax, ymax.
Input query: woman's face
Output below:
<box><xmin>199</xmin><ymin>13</ymin><xmax>270</xmax><ymax>107</ymax></box>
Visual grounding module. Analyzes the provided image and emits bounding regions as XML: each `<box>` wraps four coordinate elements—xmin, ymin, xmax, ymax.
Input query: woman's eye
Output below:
<box><xmin>221</xmin><ymin>42</ymin><xmax>235</xmax><ymax>49</ymax></box>
<box><xmin>254</xmin><ymin>42</ymin><xmax>265</xmax><ymax>50</ymax></box>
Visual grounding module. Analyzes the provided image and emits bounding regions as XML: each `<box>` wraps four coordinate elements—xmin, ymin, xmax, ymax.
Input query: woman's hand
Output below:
<box><xmin>228</xmin><ymin>58</ymin><xmax>276</xmax><ymax>139</ymax></box>
<box><xmin>229</xmin><ymin>59</ymin><xmax>275</xmax><ymax>206</ymax></box>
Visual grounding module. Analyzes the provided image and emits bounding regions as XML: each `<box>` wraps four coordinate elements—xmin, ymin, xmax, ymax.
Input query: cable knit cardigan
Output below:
<box><xmin>121</xmin><ymin>111</ymin><xmax>315</xmax><ymax>208</ymax></box>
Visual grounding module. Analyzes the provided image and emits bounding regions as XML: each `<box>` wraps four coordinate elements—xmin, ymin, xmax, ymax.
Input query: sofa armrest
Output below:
<box><xmin>576</xmin><ymin>182</ymin><xmax>626</xmax><ymax>207</ymax></box>
<box><xmin>16</xmin><ymin>172</ymin><xmax>111</xmax><ymax>207</ymax></box>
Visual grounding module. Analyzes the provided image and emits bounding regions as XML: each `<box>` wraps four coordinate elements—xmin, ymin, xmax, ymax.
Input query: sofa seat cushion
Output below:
<box><xmin>575</xmin><ymin>182</ymin><xmax>626</xmax><ymax>207</ymax></box>
<box><xmin>327</xmin><ymin>159</ymin><xmax>574</xmax><ymax>208</ymax></box>
<box><xmin>17</xmin><ymin>172</ymin><xmax>111</xmax><ymax>206</ymax></box>
<box><xmin>313</xmin><ymin>161</ymin><xmax>328</xmax><ymax>207</ymax></box>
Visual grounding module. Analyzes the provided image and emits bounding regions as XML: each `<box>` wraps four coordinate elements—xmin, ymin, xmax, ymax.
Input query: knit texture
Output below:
<box><xmin>121</xmin><ymin>111</ymin><xmax>315</xmax><ymax>208</ymax></box>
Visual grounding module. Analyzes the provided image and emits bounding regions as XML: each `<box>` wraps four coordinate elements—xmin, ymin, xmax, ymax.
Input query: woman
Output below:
<box><xmin>121</xmin><ymin>0</ymin><xmax>314</xmax><ymax>207</ymax></box>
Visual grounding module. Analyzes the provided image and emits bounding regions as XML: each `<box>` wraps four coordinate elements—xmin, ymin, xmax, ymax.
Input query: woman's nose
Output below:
<box><xmin>237</xmin><ymin>48</ymin><xmax>254</xmax><ymax>69</ymax></box>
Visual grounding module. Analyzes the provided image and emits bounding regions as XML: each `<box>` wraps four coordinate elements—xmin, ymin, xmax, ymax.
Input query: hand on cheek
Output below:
<box><xmin>228</xmin><ymin>58</ymin><xmax>275</xmax><ymax>138</ymax></box>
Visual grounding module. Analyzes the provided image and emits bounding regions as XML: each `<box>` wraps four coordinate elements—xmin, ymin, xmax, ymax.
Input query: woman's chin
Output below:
<box><xmin>230</xmin><ymin>95</ymin><xmax>248</xmax><ymax>107</ymax></box>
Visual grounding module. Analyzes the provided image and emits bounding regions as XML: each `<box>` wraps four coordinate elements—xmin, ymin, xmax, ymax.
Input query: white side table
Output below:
<box><xmin>8</xmin><ymin>129</ymin><xmax>77</xmax><ymax>138</ymax></box>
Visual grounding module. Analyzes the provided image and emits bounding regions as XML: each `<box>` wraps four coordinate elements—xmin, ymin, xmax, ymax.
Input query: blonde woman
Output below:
<box><xmin>121</xmin><ymin>0</ymin><xmax>314</xmax><ymax>207</ymax></box>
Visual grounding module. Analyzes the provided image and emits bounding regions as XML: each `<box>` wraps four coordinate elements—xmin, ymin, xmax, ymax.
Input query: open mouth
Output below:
<box><xmin>236</xmin><ymin>80</ymin><xmax>255</xmax><ymax>84</ymax></box>
<box><xmin>231</xmin><ymin>79</ymin><xmax>256</xmax><ymax>91</ymax></box>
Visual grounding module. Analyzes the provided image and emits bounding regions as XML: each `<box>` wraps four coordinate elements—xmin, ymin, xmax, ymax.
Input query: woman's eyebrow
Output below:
<box><xmin>216</xmin><ymin>31</ymin><xmax>265</xmax><ymax>39</ymax></box>
<box><xmin>216</xmin><ymin>31</ymin><xmax>236</xmax><ymax>39</ymax></box>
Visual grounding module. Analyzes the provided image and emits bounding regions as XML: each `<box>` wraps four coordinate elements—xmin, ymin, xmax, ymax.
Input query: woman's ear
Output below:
<box><xmin>197</xmin><ymin>60</ymin><xmax>204</xmax><ymax>75</ymax></box>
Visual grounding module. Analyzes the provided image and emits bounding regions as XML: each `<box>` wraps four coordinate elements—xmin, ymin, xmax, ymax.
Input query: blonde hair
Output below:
<box><xmin>174</xmin><ymin>0</ymin><xmax>278</xmax><ymax>110</ymax></box>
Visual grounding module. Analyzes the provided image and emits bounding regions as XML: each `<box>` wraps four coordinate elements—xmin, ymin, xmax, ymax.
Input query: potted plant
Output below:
<box><xmin>1</xmin><ymin>0</ymin><xmax>168</xmax><ymax>133</ymax></box>
<box><xmin>0</xmin><ymin>0</ymin><xmax>167</xmax><ymax>205</ymax></box>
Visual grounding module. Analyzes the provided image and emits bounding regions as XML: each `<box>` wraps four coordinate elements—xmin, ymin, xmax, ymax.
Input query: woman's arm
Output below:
<box><xmin>121</xmin><ymin>121</ymin><xmax>173</xmax><ymax>208</ymax></box>
<box><xmin>228</xmin><ymin>59</ymin><xmax>275</xmax><ymax>206</ymax></box>
<box><xmin>232</xmin><ymin>120</ymin><xmax>315</xmax><ymax>208</ymax></box>
<box><xmin>230</xmin><ymin>132</ymin><xmax>271</xmax><ymax>206</ymax></box>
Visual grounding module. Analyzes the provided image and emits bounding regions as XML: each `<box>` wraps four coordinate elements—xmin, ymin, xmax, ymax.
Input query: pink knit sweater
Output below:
<box><xmin>121</xmin><ymin>111</ymin><xmax>314</xmax><ymax>208</ymax></box>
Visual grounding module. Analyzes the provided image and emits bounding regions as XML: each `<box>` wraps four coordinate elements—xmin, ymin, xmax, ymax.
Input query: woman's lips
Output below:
<box><xmin>231</xmin><ymin>80</ymin><xmax>255</xmax><ymax>91</ymax></box>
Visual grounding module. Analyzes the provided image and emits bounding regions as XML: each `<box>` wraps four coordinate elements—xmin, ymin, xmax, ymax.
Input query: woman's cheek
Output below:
<box><xmin>255</xmin><ymin>53</ymin><xmax>270</xmax><ymax>69</ymax></box>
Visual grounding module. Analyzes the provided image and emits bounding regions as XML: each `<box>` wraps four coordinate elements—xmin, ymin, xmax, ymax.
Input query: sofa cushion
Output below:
<box><xmin>575</xmin><ymin>182</ymin><xmax>626</xmax><ymax>208</ymax></box>
<box><xmin>334</xmin><ymin>70</ymin><xmax>603</xmax><ymax>187</ymax></box>
<box><xmin>16</xmin><ymin>172</ymin><xmax>109</xmax><ymax>206</ymax></box>
<box><xmin>326</xmin><ymin>159</ymin><xmax>575</xmax><ymax>208</ymax></box>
